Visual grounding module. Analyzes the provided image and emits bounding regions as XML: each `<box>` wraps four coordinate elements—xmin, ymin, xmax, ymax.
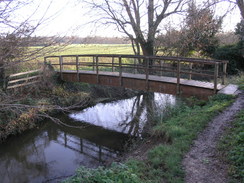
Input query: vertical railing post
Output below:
<box><xmin>189</xmin><ymin>62</ymin><xmax>193</xmax><ymax>80</ymax></box>
<box><xmin>177</xmin><ymin>60</ymin><xmax>181</xmax><ymax>95</ymax></box>
<box><xmin>44</xmin><ymin>57</ymin><xmax>47</xmax><ymax>64</ymax></box>
<box><xmin>96</xmin><ymin>55</ymin><xmax>99</xmax><ymax>84</ymax></box>
<box><xmin>93</xmin><ymin>56</ymin><xmax>95</xmax><ymax>71</ymax></box>
<box><xmin>160</xmin><ymin>60</ymin><xmax>163</xmax><ymax>76</ymax></box>
<box><xmin>214</xmin><ymin>62</ymin><xmax>219</xmax><ymax>94</ymax></box>
<box><xmin>112</xmin><ymin>57</ymin><xmax>115</xmax><ymax>72</ymax></box>
<box><xmin>222</xmin><ymin>62</ymin><xmax>227</xmax><ymax>85</ymax></box>
<box><xmin>76</xmin><ymin>55</ymin><xmax>79</xmax><ymax>82</ymax></box>
<box><xmin>134</xmin><ymin>58</ymin><xmax>136</xmax><ymax>74</ymax></box>
<box><xmin>119</xmin><ymin>56</ymin><xmax>122</xmax><ymax>86</ymax></box>
<box><xmin>59</xmin><ymin>56</ymin><xmax>63</xmax><ymax>80</ymax></box>
<box><xmin>146</xmin><ymin>57</ymin><xmax>149</xmax><ymax>91</ymax></box>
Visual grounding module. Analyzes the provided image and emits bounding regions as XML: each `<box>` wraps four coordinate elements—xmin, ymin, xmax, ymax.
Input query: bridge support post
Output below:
<box><xmin>222</xmin><ymin>62</ymin><xmax>227</xmax><ymax>85</ymax></box>
<box><xmin>119</xmin><ymin>56</ymin><xmax>122</xmax><ymax>86</ymax></box>
<box><xmin>96</xmin><ymin>56</ymin><xmax>99</xmax><ymax>84</ymax></box>
<box><xmin>92</xmin><ymin>56</ymin><xmax>95</xmax><ymax>71</ymax></box>
<box><xmin>76</xmin><ymin>56</ymin><xmax>79</xmax><ymax>82</ymax></box>
<box><xmin>112</xmin><ymin>57</ymin><xmax>115</xmax><ymax>72</ymax></box>
<box><xmin>160</xmin><ymin>60</ymin><xmax>163</xmax><ymax>76</ymax></box>
<box><xmin>214</xmin><ymin>62</ymin><xmax>219</xmax><ymax>94</ymax></box>
<box><xmin>189</xmin><ymin>63</ymin><xmax>193</xmax><ymax>80</ymax></box>
<box><xmin>177</xmin><ymin>60</ymin><xmax>181</xmax><ymax>95</ymax></box>
<box><xmin>59</xmin><ymin>56</ymin><xmax>63</xmax><ymax>80</ymax></box>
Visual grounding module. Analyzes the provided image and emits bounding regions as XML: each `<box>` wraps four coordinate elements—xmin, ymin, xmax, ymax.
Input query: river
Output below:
<box><xmin>0</xmin><ymin>92</ymin><xmax>176</xmax><ymax>183</ymax></box>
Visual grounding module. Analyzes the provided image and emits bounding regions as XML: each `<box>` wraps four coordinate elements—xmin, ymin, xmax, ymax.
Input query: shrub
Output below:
<box><xmin>213</xmin><ymin>43</ymin><xmax>243</xmax><ymax>75</ymax></box>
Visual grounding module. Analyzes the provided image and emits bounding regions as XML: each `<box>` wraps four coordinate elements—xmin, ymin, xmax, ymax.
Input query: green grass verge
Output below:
<box><xmin>63</xmin><ymin>94</ymin><xmax>234</xmax><ymax>183</ymax></box>
<box><xmin>219</xmin><ymin>110</ymin><xmax>244</xmax><ymax>183</ymax></box>
<box><xmin>226</xmin><ymin>72</ymin><xmax>244</xmax><ymax>90</ymax></box>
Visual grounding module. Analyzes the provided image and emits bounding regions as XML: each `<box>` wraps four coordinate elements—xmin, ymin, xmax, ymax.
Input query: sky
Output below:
<box><xmin>9</xmin><ymin>0</ymin><xmax>242</xmax><ymax>37</ymax></box>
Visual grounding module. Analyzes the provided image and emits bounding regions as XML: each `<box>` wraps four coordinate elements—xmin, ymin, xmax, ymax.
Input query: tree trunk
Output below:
<box><xmin>141</xmin><ymin>41</ymin><xmax>155</xmax><ymax>74</ymax></box>
<box><xmin>237</xmin><ymin>0</ymin><xmax>244</xmax><ymax>19</ymax></box>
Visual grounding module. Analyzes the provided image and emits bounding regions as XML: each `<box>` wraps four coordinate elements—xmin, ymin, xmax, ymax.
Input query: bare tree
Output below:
<box><xmin>81</xmin><ymin>0</ymin><xmax>189</xmax><ymax>56</ymax></box>
<box><xmin>237</xmin><ymin>0</ymin><xmax>244</xmax><ymax>19</ymax></box>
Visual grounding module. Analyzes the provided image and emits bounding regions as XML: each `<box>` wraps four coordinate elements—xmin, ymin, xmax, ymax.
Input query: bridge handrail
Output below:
<box><xmin>44</xmin><ymin>54</ymin><xmax>228</xmax><ymax>94</ymax></box>
<box><xmin>44</xmin><ymin>54</ymin><xmax>228</xmax><ymax>64</ymax></box>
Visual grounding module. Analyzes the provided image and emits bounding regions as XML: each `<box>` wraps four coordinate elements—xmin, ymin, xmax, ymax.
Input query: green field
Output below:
<box><xmin>16</xmin><ymin>44</ymin><xmax>134</xmax><ymax>72</ymax></box>
<box><xmin>50</xmin><ymin>44</ymin><xmax>134</xmax><ymax>56</ymax></box>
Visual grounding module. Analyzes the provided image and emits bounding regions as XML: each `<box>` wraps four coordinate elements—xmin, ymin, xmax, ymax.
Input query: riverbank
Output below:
<box><xmin>61</xmin><ymin>72</ymin><xmax>244</xmax><ymax>183</ymax></box>
<box><xmin>63</xmin><ymin>93</ymin><xmax>236</xmax><ymax>183</ymax></box>
<box><xmin>0</xmin><ymin>77</ymin><xmax>137</xmax><ymax>143</ymax></box>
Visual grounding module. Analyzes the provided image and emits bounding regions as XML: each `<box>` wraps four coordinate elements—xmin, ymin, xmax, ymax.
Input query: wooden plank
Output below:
<box><xmin>60</xmin><ymin>70</ymin><xmax>225</xmax><ymax>91</ymax></box>
<box><xmin>7</xmin><ymin>81</ymin><xmax>41</xmax><ymax>89</ymax></box>
<box><xmin>9</xmin><ymin>69</ymin><xmax>41</xmax><ymax>78</ymax></box>
<box><xmin>8</xmin><ymin>75</ymin><xmax>41</xmax><ymax>84</ymax></box>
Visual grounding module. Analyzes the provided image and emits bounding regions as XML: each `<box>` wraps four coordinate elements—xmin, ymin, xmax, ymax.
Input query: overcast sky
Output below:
<box><xmin>12</xmin><ymin>0</ymin><xmax>242</xmax><ymax>37</ymax></box>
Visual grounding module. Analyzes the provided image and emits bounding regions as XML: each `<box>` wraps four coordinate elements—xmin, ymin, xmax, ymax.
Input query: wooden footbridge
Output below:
<box><xmin>44</xmin><ymin>54</ymin><xmax>228</xmax><ymax>99</ymax></box>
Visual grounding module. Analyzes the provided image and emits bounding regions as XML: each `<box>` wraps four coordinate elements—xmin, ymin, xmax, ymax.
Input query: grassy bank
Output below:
<box><xmin>219</xmin><ymin>109</ymin><xmax>244</xmax><ymax>183</ymax></box>
<box><xmin>64</xmin><ymin>94</ymin><xmax>234</xmax><ymax>183</ymax></box>
<box><xmin>0</xmin><ymin>76</ymin><xmax>137</xmax><ymax>143</ymax></box>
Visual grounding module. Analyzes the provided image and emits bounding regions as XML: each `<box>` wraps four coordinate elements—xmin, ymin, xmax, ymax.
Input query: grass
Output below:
<box><xmin>219</xmin><ymin>110</ymin><xmax>244</xmax><ymax>183</ymax></box>
<box><xmin>226</xmin><ymin>72</ymin><xmax>244</xmax><ymax>90</ymax></box>
<box><xmin>63</xmin><ymin>94</ymin><xmax>235</xmax><ymax>183</ymax></box>
<box><xmin>53</xmin><ymin>44</ymin><xmax>134</xmax><ymax>55</ymax></box>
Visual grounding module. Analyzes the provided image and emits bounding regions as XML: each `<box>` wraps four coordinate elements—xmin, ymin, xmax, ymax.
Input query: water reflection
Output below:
<box><xmin>0</xmin><ymin>92</ymin><xmax>176</xmax><ymax>183</ymax></box>
<box><xmin>70</xmin><ymin>93</ymin><xmax>176</xmax><ymax>136</ymax></box>
<box><xmin>0</xmin><ymin>118</ymin><xmax>129</xmax><ymax>183</ymax></box>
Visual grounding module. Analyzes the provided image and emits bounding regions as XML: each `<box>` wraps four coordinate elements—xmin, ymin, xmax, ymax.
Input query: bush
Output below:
<box><xmin>213</xmin><ymin>43</ymin><xmax>243</xmax><ymax>75</ymax></box>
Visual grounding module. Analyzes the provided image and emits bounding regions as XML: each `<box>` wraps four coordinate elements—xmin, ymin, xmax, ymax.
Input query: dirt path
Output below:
<box><xmin>183</xmin><ymin>91</ymin><xmax>244</xmax><ymax>183</ymax></box>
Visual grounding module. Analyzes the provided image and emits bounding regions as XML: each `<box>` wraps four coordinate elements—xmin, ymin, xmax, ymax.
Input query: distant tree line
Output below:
<box><xmin>23</xmin><ymin>36</ymin><xmax>130</xmax><ymax>46</ymax></box>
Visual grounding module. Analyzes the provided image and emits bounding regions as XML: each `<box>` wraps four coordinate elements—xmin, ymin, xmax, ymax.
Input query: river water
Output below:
<box><xmin>0</xmin><ymin>93</ymin><xmax>176</xmax><ymax>183</ymax></box>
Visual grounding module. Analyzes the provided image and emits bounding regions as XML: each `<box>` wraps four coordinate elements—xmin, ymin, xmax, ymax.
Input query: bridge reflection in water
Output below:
<box><xmin>0</xmin><ymin>113</ymin><xmax>130</xmax><ymax>183</ymax></box>
<box><xmin>0</xmin><ymin>93</ymin><xmax>176</xmax><ymax>183</ymax></box>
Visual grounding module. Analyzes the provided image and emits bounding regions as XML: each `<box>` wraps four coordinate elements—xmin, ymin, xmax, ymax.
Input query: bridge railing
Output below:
<box><xmin>44</xmin><ymin>54</ymin><xmax>228</xmax><ymax>93</ymax></box>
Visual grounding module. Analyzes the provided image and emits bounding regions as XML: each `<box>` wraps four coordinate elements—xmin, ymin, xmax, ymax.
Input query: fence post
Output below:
<box><xmin>177</xmin><ymin>60</ymin><xmax>181</xmax><ymax>95</ymax></box>
<box><xmin>112</xmin><ymin>57</ymin><xmax>115</xmax><ymax>72</ymax></box>
<box><xmin>44</xmin><ymin>57</ymin><xmax>47</xmax><ymax>64</ymax></box>
<box><xmin>93</xmin><ymin>56</ymin><xmax>95</xmax><ymax>71</ymax></box>
<box><xmin>96</xmin><ymin>56</ymin><xmax>99</xmax><ymax>84</ymax></box>
<box><xmin>214</xmin><ymin>62</ymin><xmax>219</xmax><ymax>94</ymax></box>
<box><xmin>76</xmin><ymin>55</ymin><xmax>79</xmax><ymax>82</ymax></box>
<box><xmin>222</xmin><ymin>62</ymin><xmax>227</xmax><ymax>85</ymax></box>
<box><xmin>146</xmin><ymin>57</ymin><xmax>149</xmax><ymax>91</ymax></box>
<box><xmin>119</xmin><ymin>56</ymin><xmax>122</xmax><ymax>86</ymax></box>
<box><xmin>59</xmin><ymin>56</ymin><xmax>63</xmax><ymax>80</ymax></box>
<box><xmin>189</xmin><ymin>62</ymin><xmax>193</xmax><ymax>80</ymax></box>
<box><xmin>160</xmin><ymin>60</ymin><xmax>163</xmax><ymax>76</ymax></box>
<box><xmin>134</xmin><ymin>58</ymin><xmax>136</xmax><ymax>74</ymax></box>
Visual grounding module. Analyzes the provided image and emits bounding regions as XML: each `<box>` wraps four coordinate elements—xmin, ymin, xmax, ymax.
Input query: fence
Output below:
<box><xmin>4</xmin><ymin>69</ymin><xmax>43</xmax><ymax>91</ymax></box>
<box><xmin>45</xmin><ymin>54</ymin><xmax>228</xmax><ymax>93</ymax></box>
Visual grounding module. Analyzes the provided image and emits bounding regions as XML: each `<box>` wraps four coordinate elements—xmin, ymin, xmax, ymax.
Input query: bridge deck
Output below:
<box><xmin>61</xmin><ymin>70</ymin><xmax>224</xmax><ymax>90</ymax></box>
